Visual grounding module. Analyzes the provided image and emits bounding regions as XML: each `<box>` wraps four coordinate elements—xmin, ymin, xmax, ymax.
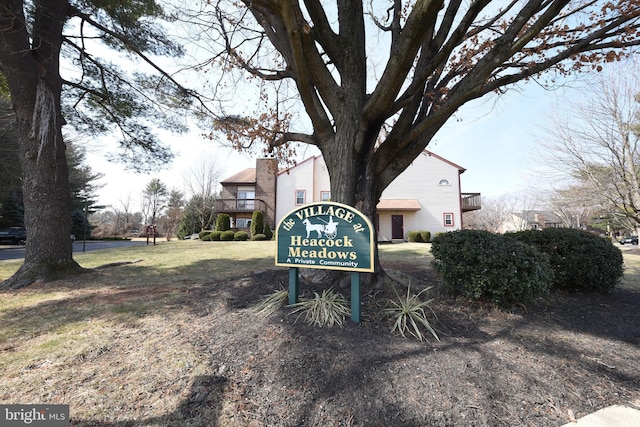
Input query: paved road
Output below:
<box><xmin>0</xmin><ymin>240</ymin><xmax>149</xmax><ymax>261</ymax></box>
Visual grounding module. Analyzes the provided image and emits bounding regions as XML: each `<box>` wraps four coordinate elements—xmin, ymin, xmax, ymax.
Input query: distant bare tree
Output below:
<box><xmin>91</xmin><ymin>210</ymin><xmax>116</xmax><ymax>238</ymax></box>
<box><xmin>542</xmin><ymin>61</ymin><xmax>640</xmax><ymax>233</ymax></box>
<box><xmin>162</xmin><ymin>190</ymin><xmax>185</xmax><ymax>241</ymax></box>
<box><xmin>110</xmin><ymin>206</ymin><xmax>124</xmax><ymax>237</ymax></box>
<box><xmin>182</xmin><ymin>158</ymin><xmax>223</xmax><ymax>231</ymax></box>
<box><xmin>547</xmin><ymin>184</ymin><xmax>599</xmax><ymax>229</ymax></box>
<box><xmin>466</xmin><ymin>193</ymin><xmax>545</xmax><ymax>233</ymax></box>
<box><xmin>464</xmin><ymin>195</ymin><xmax>512</xmax><ymax>233</ymax></box>
<box><xmin>117</xmin><ymin>194</ymin><xmax>135</xmax><ymax>236</ymax></box>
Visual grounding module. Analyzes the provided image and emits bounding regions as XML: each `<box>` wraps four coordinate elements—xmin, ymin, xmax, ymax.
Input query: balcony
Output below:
<box><xmin>461</xmin><ymin>193</ymin><xmax>481</xmax><ymax>212</ymax></box>
<box><xmin>215</xmin><ymin>198</ymin><xmax>267</xmax><ymax>213</ymax></box>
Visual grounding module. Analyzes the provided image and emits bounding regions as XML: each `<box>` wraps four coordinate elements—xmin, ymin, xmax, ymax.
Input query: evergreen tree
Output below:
<box><xmin>162</xmin><ymin>189</ymin><xmax>184</xmax><ymax>241</ymax></box>
<box><xmin>250</xmin><ymin>210</ymin><xmax>264</xmax><ymax>237</ymax></box>
<box><xmin>0</xmin><ymin>1</ymin><xmax>192</xmax><ymax>288</ymax></box>
<box><xmin>143</xmin><ymin>178</ymin><xmax>168</xmax><ymax>225</ymax></box>
<box><xmin>0</xmin><ymin>96</ymin><xmax>101</xmax><ymax>231</ymax></box>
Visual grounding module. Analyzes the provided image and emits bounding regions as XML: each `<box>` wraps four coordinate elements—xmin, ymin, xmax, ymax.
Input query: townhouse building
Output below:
<box><xmin>216</xmin><ymin>151</ymin><xmax>480</xmax><ymax>241</ymax></box>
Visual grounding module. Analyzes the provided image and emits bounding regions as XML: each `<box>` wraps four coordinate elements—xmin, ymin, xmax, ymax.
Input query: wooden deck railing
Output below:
<box><xmin>461</xmin><ymin>193</ymin><xmax>481</xmax><ymax>212</ymax></box>
<box><xmin>214</xmin><ymin>199</ymin><xmax>267</xmax><ymax>213</ymax></box>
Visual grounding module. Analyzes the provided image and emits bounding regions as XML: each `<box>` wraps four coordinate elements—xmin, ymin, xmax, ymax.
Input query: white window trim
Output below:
<box><xmin>443</xmin><ymin>212</ymin><xmax>454</xmax><ymax>227</ymax></box>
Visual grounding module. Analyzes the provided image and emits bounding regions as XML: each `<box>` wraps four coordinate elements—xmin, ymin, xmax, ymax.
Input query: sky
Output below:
<box><xmin>77</xmin><ymin>2</ymin><xmax>617</xmax><ymax>213</ymax></box>
<box><xmin>58</xmin><ymin>1</ymin><xmax>639</xmax><ymax>216</ymax></box>
<box><xmin>85</xmin><ymin>79</ymin><xmax>579</xmax><ymax>212</ymax></box>
<box><xmin>85</xmin><ymin>133</ymin><xmax>256</xmax><ymax>210</ymax></box>
<box><xmin>431</xmin><ymin>83</ymin><xmax>571</xmax><ymax>198</ymax></box>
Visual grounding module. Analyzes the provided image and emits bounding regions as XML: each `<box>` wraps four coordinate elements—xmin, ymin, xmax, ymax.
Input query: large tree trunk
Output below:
<box><xmin>322</xmin><ymin>125</ymin><xmax>389</xmax><ymax>286</ymax></box>
<box><xmin>3</xmin><ymin>80</ymin><xmax>85</xmax><ymax>289</ymax></box>
<box><xmin>0</xmin><ymin>1</ymin><xmax>85</xmax><ymax>289</ymax></box>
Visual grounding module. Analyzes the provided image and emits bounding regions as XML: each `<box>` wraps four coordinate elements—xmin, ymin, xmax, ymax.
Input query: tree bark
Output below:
<box><xmin>322</xmin><ymin>127</ymin><xmax>390</xmax><ymax>286</ymax></box>
<box><xmin>0</xmin><ymin>1</ymin><xmax>85</xmax><ymax>289</ymax></box>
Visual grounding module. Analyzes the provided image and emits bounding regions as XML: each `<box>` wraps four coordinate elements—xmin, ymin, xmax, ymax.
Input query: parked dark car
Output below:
<box><xmin>619</xmin><ymin>235</ymin><xmax>638</xmax><ymax>245</ymax></box>
<box><xmin>0</xmin><ymin>227</ymin><xmax>27</xmax><ymax>245</ymax></box>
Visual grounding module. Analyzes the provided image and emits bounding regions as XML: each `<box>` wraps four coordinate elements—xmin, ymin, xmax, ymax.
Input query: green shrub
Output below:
<box><xmin>264</xmin><ymin>223</ymin><xmax>273</xmax><ymax>240</ymax></box>
<box><xmin>250</xmin><ymin>210</ymin><xmax>264</xmax><ymax>236</ymax></box>
<box><xmin>234</xmin><ymin>231</ymin><xmax>249</xmax><ymax>241</ymax></box>
<box><xmin>252</xmin><ymin>233</ymin><xmax>268</xmax><ymax>241</ymax></box>
<box><xmin>198</xmin><ymin>230</ymin><xmax>212</xmax><ymax>240</ymax></box>
<box><xmin>420</xmin><ymin>231</ymin><xmax>431</xmax><ymax>243</ymax></box>
<box><xmin>220</xmin><ymin>230</ymin><xmax>235</xmax><ymax>241</ymax></box>
<box><xmin>201</xmin><ymin>233</ymin><xmax>211</xmax><ymax>241</ymax></box>
<box><xmin>431</xmin><ymin>230</ymin><xmax>553</xmax><ymax>306</ymax></box>
<box><xmin>210</xmin><ymin>231</ymin><xmax>222</xmax><ymax>241</ymax></box>
<box><xmin>407</xmin><ymin>231</ymin><xmax>423</xmax><ymax>242</ymax></box>
<box><xmin>508</xmin><ymin>228</ymin><xmax>623</xmax><ymax>293</ymax></box>
<box><xmin>215</xmin><ymin>214</ymin><xmax>231</xmax><ymax>232</ymax></box>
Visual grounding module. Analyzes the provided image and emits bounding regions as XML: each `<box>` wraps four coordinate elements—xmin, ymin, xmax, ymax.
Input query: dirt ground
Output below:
<box><xmin>102</xmin><ymin>269</ymin><xmax>640</xmax><ymax>425</ymax></box>
<box><xmin>3</xmin><ymin>252</ymin><xmax>639</xmax><ymax>426</ymax></box>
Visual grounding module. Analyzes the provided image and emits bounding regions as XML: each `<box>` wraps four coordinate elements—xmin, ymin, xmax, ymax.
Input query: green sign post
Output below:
<box><xmin>275</xmin><ymin>202</ymin><xmax>375</xmax><ymax>323</ymax></box>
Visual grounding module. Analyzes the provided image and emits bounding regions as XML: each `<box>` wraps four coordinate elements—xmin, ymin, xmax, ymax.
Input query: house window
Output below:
<box><xmin>237</xmin><ymin>190</ymin><xmax>255</xmax><ymax>210</ymax></box>
<box><xmin>438</xmin><ymin>179</ymin><xmax>451</xmax><ymax>186</ymax></box>
<box><xmin>320</xmin><ymin>191</ymin><xmax>331</xmax><ymax>201</ymax></box>
<box><xmin>443</xmin><ymin>212</ymin><xmax>454</xmax><ymax>227</ymax></box>
<box><xmin>236</xmin><ymin>218</ymin><xmax>251</xmax><ymax>229</ymax></box>
<box><xmin>295</xmin><ymin>190</ymin><xmax>306</xmax><ymax>205</ymax></box>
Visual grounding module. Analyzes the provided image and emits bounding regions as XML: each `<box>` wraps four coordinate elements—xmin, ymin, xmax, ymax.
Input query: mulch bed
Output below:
<box><xmin>70</xmin><ymin>265</ymin><xmax>638</xmax><ymax>426</ymax></box>
<box><xmin>5</xmin><ymin>255</ymin><xmax>636</xmax><ymax>427</ymax></box>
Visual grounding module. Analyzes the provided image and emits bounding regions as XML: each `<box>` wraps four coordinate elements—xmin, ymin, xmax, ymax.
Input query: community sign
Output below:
<box><xmin>275</xmin><ymin>202</ymin><xmax>375</xmax><ymax>273</ymax></box>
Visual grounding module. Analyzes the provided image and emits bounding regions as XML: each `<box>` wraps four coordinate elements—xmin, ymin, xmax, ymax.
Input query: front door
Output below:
<box><xmin>391</xmin><ymin>215</ymin><xmax>404</xmax><ymax>239</ymax></box>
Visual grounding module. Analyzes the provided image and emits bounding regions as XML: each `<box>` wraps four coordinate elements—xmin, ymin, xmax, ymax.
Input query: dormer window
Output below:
<box><xmin>438</xmin><ymin>179</ymin><xmax>450</xmax><ymax>186</ymax></box>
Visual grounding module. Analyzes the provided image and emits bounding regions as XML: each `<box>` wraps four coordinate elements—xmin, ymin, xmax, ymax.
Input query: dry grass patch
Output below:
<box><xmin>0</xmin><ymin>240</ymin><xmax>277</xmax><ymax>422</ymax></box>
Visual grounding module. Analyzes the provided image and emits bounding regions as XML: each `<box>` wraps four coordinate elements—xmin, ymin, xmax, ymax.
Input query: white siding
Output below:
<box><xmin>276</xmin><ymin>156</ymin><xmax>332</xmax><ymax>222</ymax></box>
<box><xmin>275</xmin><ymin>152</ymin><xmax>464</xmax><ymax>240</ymax></box>
<box><xmin>379</xmin><ymin>151</ymin><xmax>462</xmax><ymax>239</ymax></box>
<box><xmin>312</xmin><ymin>158</ymin><xmax>331</xmax><ymax>201</ymax></box>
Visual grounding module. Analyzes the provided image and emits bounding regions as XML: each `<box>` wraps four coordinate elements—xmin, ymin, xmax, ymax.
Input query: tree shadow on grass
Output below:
<box><xmin>0</xmin><ymin>256</ymin><xmax>284</xmax><ymax>341</ymax></box>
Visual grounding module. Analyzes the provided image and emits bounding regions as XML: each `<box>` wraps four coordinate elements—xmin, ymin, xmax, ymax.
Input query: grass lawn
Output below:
<box><xmin>1</xmin><ymin>240</ymin><xmax>638</xmax><ymax>426</ymax></box>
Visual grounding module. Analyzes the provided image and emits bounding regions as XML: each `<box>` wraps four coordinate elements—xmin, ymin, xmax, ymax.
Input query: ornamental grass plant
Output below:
<box><xmin>252</xmin><ymin>288</ymin><xmax>289</xmax><ymax>317</ymax></box>
<box><xmin>384</xmin><ymin>283</ymin><xmax>439</xmax><ymax>342</ymax></box>
<box><xmin>289</xmin><ymin>288</ymin><xmax>350</xmax><ymax>328</ymax></box>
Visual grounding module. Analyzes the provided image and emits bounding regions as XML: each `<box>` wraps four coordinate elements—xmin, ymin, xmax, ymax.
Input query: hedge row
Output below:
<box><xmin>197</xmin><ymin>230</ymin><xmax>272</xmax><ymax>241</ymax></box>
<box><xmin>207</xmin><ymin>211</ymin><xmax>273</xmax><ymax>241</ymax></box>
<box><xmin>407</xmin><ymin>230</ymin><xmax>432</xmax><ymax>243</ymax></box>
<box><xmin>431</xmin><ymin>228</ymin><xmax>623</xmax><ymax>306</ymax></box>
<box><xmin>506</xmin><ymin>228</ymin><xmax>623</xmax><ymax>293</ymax></box>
